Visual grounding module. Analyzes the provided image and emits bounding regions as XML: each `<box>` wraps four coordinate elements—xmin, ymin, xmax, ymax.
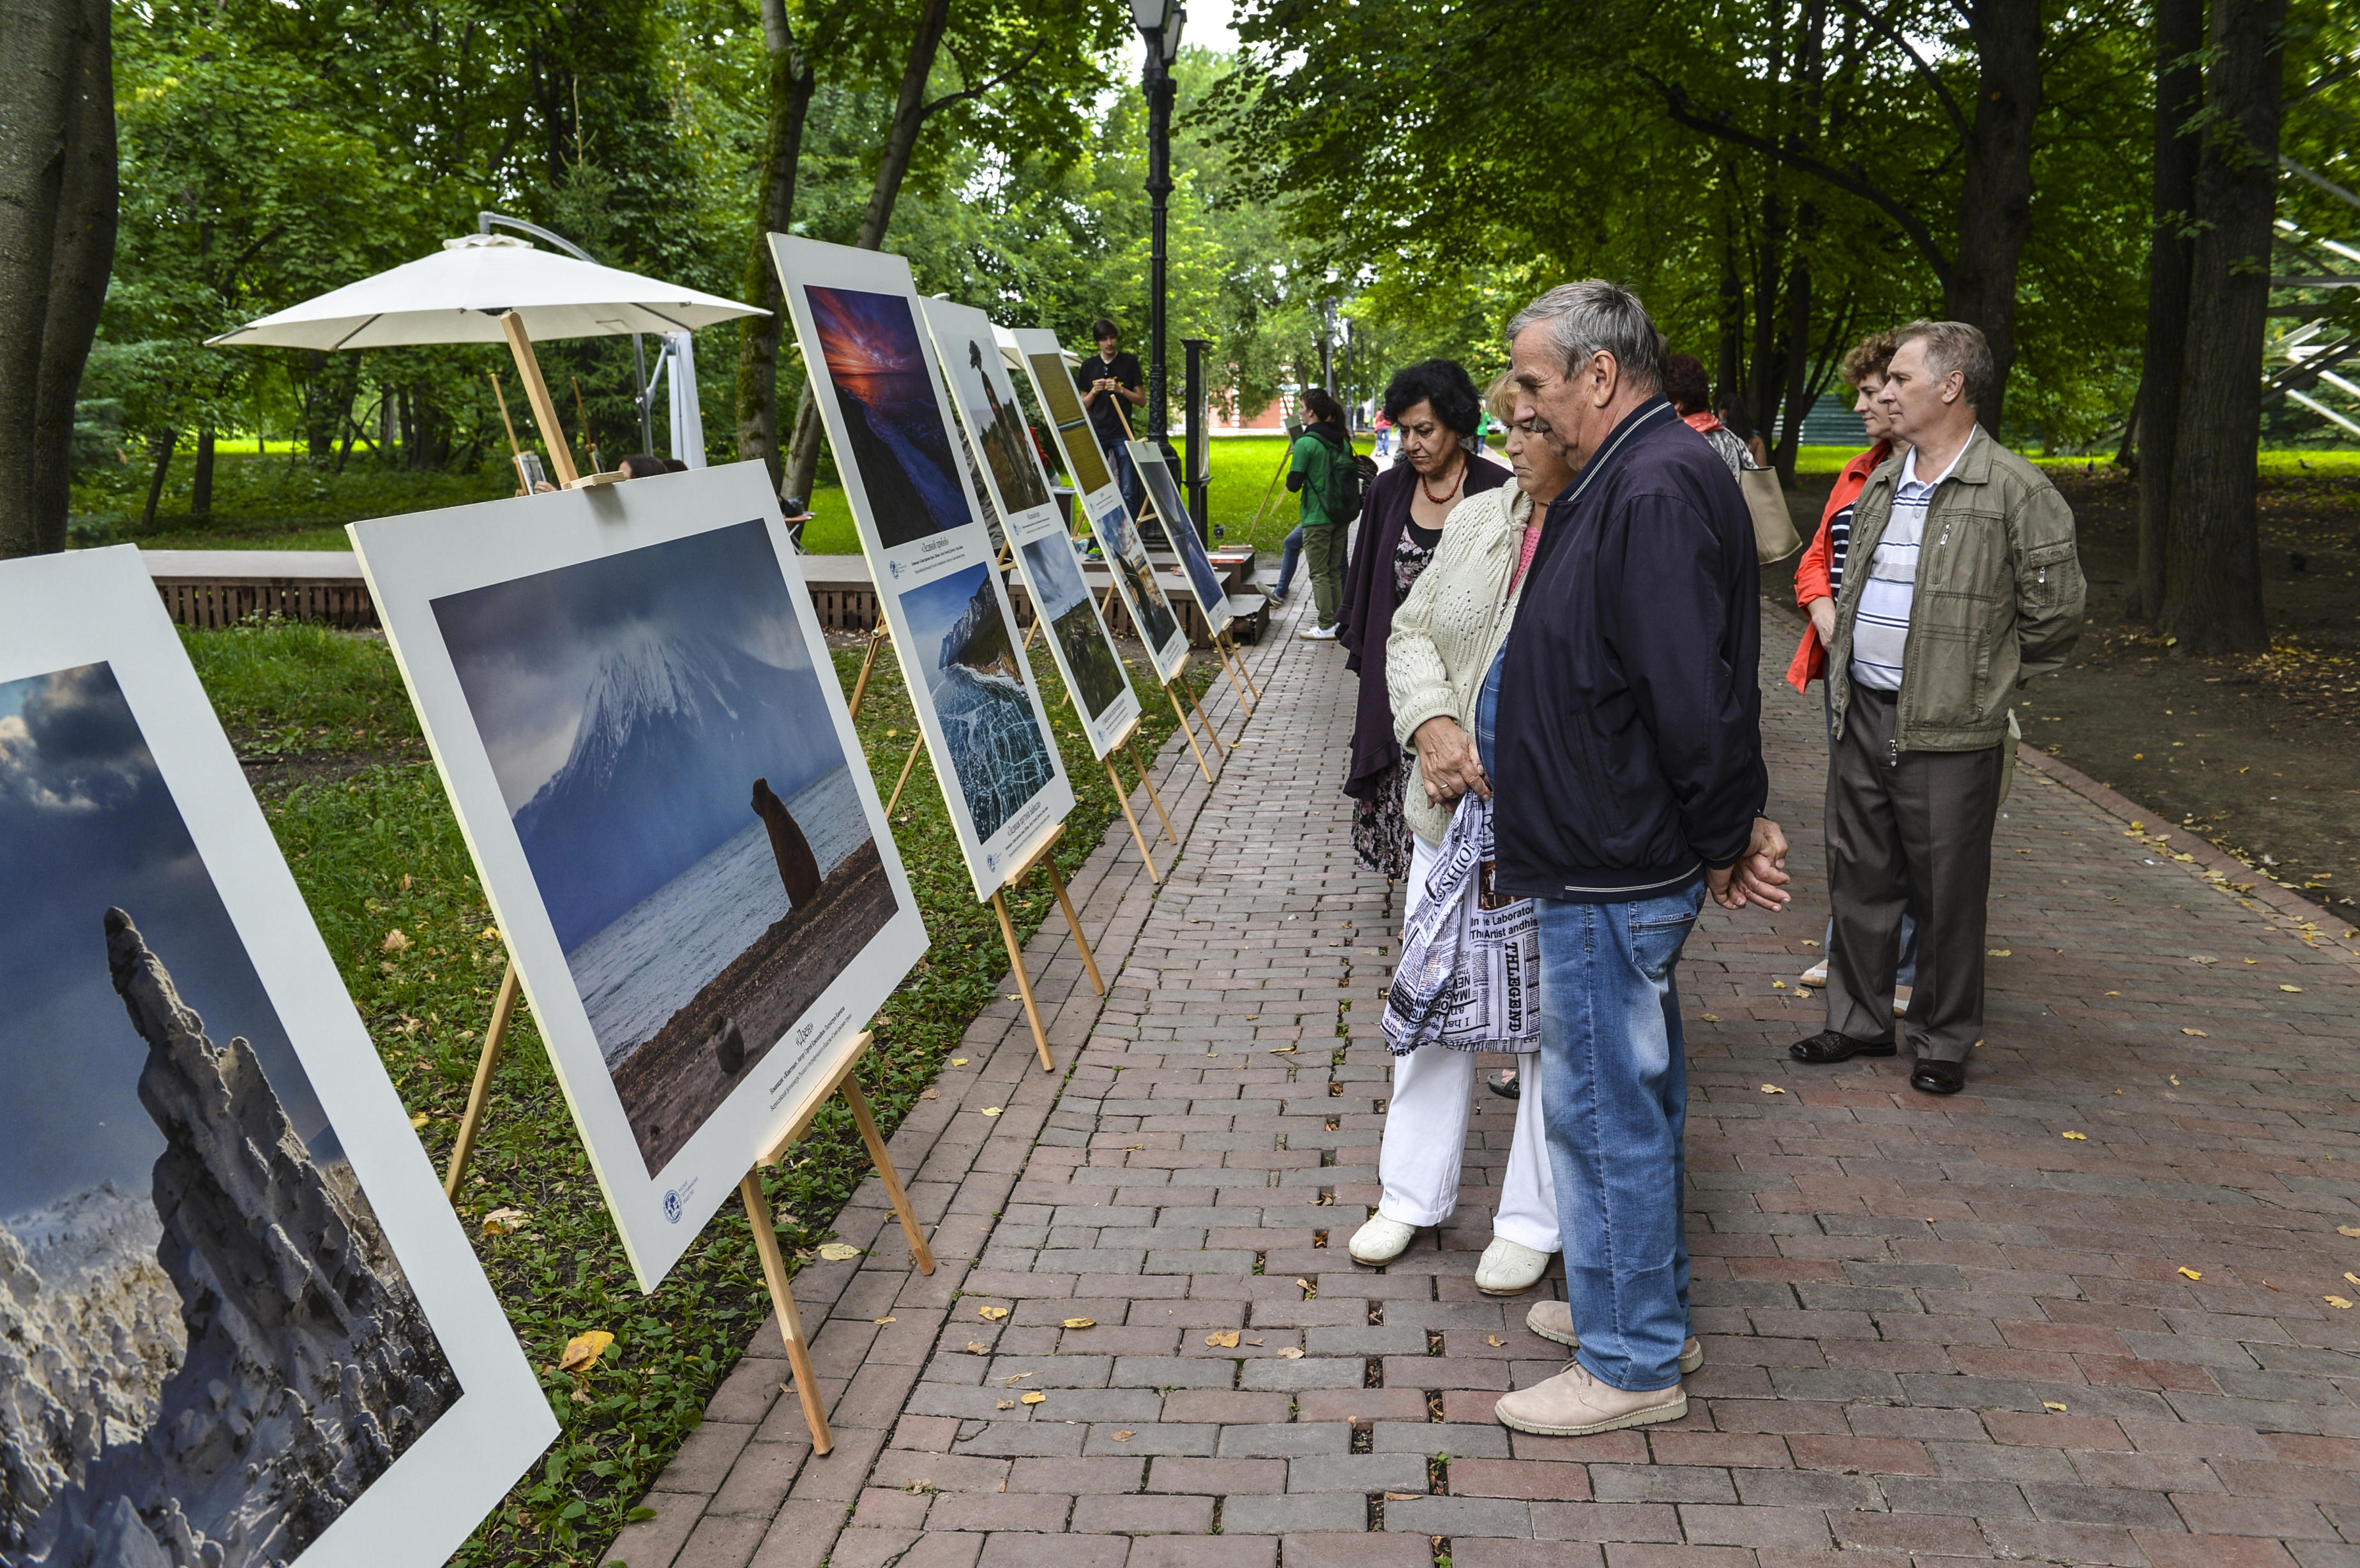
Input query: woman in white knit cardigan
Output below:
<box><xmin>1349</xmin><ymin>386</ymin><xmax>1576</xmax><ymax>1294</ymax></box>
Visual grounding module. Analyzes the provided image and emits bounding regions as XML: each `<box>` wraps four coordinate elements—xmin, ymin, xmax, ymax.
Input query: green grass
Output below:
<box><xmin>77</xmin><ymin>451</ymin><xmax>513</xmax><ymax>550</ymax></box>
<box><xmin>188</xmin><ymin>617</ymin><xmax>1214</xmax><ymax>1567</ymax></box>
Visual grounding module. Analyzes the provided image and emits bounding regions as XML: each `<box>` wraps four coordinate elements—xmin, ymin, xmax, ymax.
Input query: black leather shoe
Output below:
<box><xmin>1910</xmin><ymin>1059</ymin><xmax>1967</xmax><ymax>1095</ymax></box>
<box><xmin>1789</xmin><ymin>1030</ymin><xmax>1897</xmax><ymax>1064</ymax></box>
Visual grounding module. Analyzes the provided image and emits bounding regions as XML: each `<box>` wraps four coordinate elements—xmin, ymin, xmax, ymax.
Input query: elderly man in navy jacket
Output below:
<box><xmin>1426</xmin><ymin>281</ymin><xmax>1791</xmax><ymax>1438</ymax></box>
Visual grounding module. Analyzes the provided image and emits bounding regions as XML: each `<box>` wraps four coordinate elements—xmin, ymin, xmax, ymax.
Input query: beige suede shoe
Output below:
<box><xmin>1524</xmin><ymin>1300</ymin><xmax>1704</xmax><ymax>1374</ymax></box>
<box><xmin>1493</xmin><ymin>1358</ymin><xmax>1686</xmax><ymax>1436</ymax></box>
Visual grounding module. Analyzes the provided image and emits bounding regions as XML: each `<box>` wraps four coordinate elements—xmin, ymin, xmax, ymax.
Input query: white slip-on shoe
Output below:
<box><xmin>1892</xmin><ymin>983</ymin><xmax>1914</xmax><ymax>1017</ymax></box>
<box><xmin>1799</xmin><ymin>960</ymin><xmax>1829</xmax><ymax>988</ymax></box>
<box><xmin>1347</xmin><ymin>1214</ymin><xmax>1415</xmax><ymax>1265</ymax></box>
<box><xmin>1493</xmin><ymin>1358</ymin><xmax>1685</xmax><ymax>1436</ymax></box>
<box><xmin>1524</xmin><ymin>1300</ymin><xmax>1703</xmax><ymax>1373</ymax></box>
<box><xmin>1475</xmin><ymin>1238</ymin><xmax>1552</xmax><ymax>1295</ymax></box>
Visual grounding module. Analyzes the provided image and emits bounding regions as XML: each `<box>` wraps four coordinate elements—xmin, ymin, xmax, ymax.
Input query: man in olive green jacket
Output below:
<box><xmin>1789</xmin><ymin>320</ymin><xmax>2085</xmax><ymax>1095</ymax></box>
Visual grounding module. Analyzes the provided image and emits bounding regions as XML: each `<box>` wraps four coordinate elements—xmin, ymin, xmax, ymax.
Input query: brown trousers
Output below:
<box><xmin>1825</xmin><ymin>684</ymin><xmax>2004</xmax><ymax>1064</ymax></box>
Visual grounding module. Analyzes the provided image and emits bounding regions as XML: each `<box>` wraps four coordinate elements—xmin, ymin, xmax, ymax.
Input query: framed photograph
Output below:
<box><xmin>1129</xmin><ymin>439</ymin><xmax>1235</xmax><ymax>638</ymax></box>
<box><xmin>349</xmin><ymin>464</ymin><xmax>928</xmax><ymax>1288</ymax></box>
<box><xmin>1006</xmin><ymin>326</ymin><xmax>1119</xmax><ymax>518</ymax></box>
<box><xmin>922</xmin><ymin>298</ymin><xmax>1138</xmax><ymax>760</ymax></box>
<box><xmin>0</xmin><ymin>547</ymin><xmax>554</xmax><ymax>1568</ymax></box>
<box><xmin>771</xmin><ymin>237</ymin><xmax>1074</xmax><ymax>897</ymax></box>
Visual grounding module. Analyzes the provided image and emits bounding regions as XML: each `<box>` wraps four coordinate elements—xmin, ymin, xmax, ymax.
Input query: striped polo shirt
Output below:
<box><xmin>1849</xmin><ymin>435</ymin><xmax>1970</xmax><ymax>692</ymax></box>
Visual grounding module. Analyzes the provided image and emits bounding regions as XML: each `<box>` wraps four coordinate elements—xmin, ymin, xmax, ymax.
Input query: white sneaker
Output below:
<box><xmin>1524</xmin><ymin>1300</ymin><xmax>1704</xmax><ymax>1374</ymax></box>
<box><xmin>1893</xmin><ymin>983</ymin><xmax>1914</xmax><ymax>1018</ymax></box>
<box><xmin>1347</xmin><ymin>1214</ymin><xmax>1414</xmax><ymax>1264</ymax></box>
<box><xmin>1475</xmin><ymin>1238</ymin><xmax>1552</xmax><ymax>1295</ymax></box>
<box><xmin>1298</xmin><ymin>622</ymin><xmax>1340</xmax><ymax>640</ymax></box>
<box><xmin>1798</xmin><ymin>961</ymin><xmax>1829</xmax><ymax>988</ymax></box>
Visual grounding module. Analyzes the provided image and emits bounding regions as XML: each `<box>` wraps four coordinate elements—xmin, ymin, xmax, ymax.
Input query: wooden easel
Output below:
<box><xmin>1096</xmin><ymin>716</ymin><xmax>1176</xmax><ymax>884</ymax></box>
<box><xmin>437</xmin><ymin>979</ymin><xmax>934</xmax><ymax>1458</ymax></box>
<box><xmin>988</xmin><ymin>822</ymin><xmax>1105</xmax><ymax>1071</ymax></box>
<box><xmin>495</xmin><ymin>311</ymin><xmax>621</xmax><ymax>490</ymax></box>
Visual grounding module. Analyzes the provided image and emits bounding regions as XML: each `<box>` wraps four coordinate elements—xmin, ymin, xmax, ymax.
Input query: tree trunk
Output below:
<box><xmin>1774</xmin><ymin>256</ymin><xmax>1811</xmax><ymax>486</ymax></box>
<box><xmin>780</xmin><ymin>0</ymin><xmax>956</xmax><ymax>508</ymax></box>
<box><xmin>734</xmin><ymin>0</ymin><xmax>817</xmax><ymax>494</ymax></box>
<box><xmin>1948</xmin><ymin>0</ymin><xmax>2043</xmax><ymax>432</ymax></box>
<box><xmin>2159</xmin><ymin>0</ymin><xmax>2286</xmax><ymax>654</ymax></box>
<box><xmin>2129</xmin><ymin>0</ymin><xmax>2204</xmax><ymax>621</ymax></box>
<box><xmin>140</xmin><ymin>432</ymin><xmax>176</xmax><ymax>531</ymax></box>
<box><xmin>1</xmin><ymin>0</ymin><xmax>114</xmax><ymax>558</ymax></box>
<box><xmin>190</xmin><ymin>428</ymin><xmax>215</xmax><ymax>522</ymax></box>
<box><xmin>1715</xmin><ymin>240</ymin><xmax>1743</xmax><ymax>404</ymax></box>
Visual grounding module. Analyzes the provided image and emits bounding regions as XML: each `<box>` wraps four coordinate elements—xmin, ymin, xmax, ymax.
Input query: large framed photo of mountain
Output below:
<box><xmin>0</xmin><ymin>547</ymin><xmax>554</xmax><ymax>1568</ymax></box>
<box><xmin>769</xmin><ymin>236</ymin><xmax>1075</xmax><ymax>899</ymax></box>
<box><xmin>1004</xmin><ymin>327</ymin><xmax>1191</xmax><ymax>687</ymax></box>
<box><xmin>1128</xmin><ymin>439</ymin><xmax>1235</xmax><ymax>640</ymax></box>
<box><xmin>920</xmin><ymin>297</ymin><xmax>1138</xmax><ymax>760</ymax></box>
<box><xmin>349</xmin><ymin>464</ymin><xmax>928</xmax><ymax>1288</ymax></box>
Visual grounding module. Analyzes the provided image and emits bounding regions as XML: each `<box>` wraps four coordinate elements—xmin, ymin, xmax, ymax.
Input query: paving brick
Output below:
<box><xmin>1276</xmin><ymin>1535</ymin><xmax>1439</xmax><ymax>1568</ymax></box>
<box><xmin>1221</xmin><ymin>1491</ymin><xmax>1368</xmax><ymax>1534</ymax></box>
<box><xmin>1067</xmin><ymin>1493</ymin><xmax>1213</xmax><ymax>1534</ymax></box>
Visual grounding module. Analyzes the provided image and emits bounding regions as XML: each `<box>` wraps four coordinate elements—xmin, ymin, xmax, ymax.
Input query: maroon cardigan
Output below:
<box><xmin>1337</xmin><ymin>453</ymin><xmax>1513</xmax><ymax>801</ymax></box>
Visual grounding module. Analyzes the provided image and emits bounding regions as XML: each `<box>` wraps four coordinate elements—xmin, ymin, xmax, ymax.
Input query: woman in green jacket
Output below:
<box><xmin>1288</xmin><ymin>387</ymin><xmax>1358</xmax><ymax>639</ymax></box>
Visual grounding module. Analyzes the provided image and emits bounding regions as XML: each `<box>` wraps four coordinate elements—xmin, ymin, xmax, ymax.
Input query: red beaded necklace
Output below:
<box><xmin>1418</xmin><ymin>456</ymin><xmax>1465</xmax><ymax>507</ymax></box>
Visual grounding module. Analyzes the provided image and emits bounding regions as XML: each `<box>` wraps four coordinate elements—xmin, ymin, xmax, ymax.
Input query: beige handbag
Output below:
<box><xmin>1741</xmin><ymin>467</ymin><xmax>1801</xmax><ymax>564</ymax></box>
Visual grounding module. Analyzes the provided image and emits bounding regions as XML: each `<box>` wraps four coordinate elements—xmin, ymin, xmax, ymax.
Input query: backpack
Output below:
<box><xmin>1306</xmin><ymin>423</ymin><xmax>1376</xmax><ymax>522</ymax></box>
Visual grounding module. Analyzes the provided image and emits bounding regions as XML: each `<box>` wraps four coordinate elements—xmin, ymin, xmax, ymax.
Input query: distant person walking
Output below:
<box><xmin>1489</xmin><ymin>280</ymin><xmax>1791</xmax><ymax>1439</ymax></box>
<box><xmin>1789</xmin><ymin>320</ymin><xmax>2084</xmax><ymax>1097</ymax></box>
<box><xmin>1075</xmin><ymin>317</ymin><xmax>1147</xmax><ymax>520</ymax></box>
<box><xmin>1337</xmin><ymin>359</ymin><xmax>1508</xmax><ymax>879</ymax></box>
<box><xmin>1287</xmin><ymin>388</ymin><xmax>1359</xmax><ymax>639</ymax></box>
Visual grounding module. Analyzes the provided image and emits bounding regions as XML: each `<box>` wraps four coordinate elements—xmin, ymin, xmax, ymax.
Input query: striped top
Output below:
<box><xmin>1849</xmin><ymin>437</ymin><xmax>1970</xmax><ymax>692</ymax></box>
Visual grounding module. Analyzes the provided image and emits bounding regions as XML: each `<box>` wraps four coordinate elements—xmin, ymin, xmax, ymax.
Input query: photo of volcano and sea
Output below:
<box><xmin>430</xmin><ymin>521</ymin><xmax>898</xmax><ymax>1175</ymax></box>
<box><xmin>0</xmin><ymin>661</ymin><xmax>459</xmax><ymax>1567</ymax></box>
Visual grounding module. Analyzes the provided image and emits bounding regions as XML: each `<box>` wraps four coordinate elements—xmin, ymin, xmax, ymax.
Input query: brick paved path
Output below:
<box><xmin>607</xmin><ymin>590</ymin><xmax>2360</xmax><ymax>1568</ymax></box>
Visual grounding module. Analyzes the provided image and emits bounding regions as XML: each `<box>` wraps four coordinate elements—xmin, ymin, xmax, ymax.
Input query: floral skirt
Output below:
<box><xmin>1352</xmin><ymin>762</ymin><xmax>1414</xmax><ymax>882</ymax></box>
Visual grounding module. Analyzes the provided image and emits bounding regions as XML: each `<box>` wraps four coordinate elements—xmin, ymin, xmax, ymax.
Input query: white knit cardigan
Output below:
<box><xmin>1384</xmin><ymin>483</ymin><xmax>1537</xmax><ymax>849</ymax></box>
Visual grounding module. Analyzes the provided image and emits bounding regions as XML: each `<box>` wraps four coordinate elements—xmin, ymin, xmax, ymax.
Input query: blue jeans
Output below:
<box><xmin>1536</xmin><ymin>882</ymin><xmax>1705</xmax><ymax>1393</ymax></box>
<box><xmin>1100</xmin><ymin>429</ymin><xmax>1144</xmax><ymax>520</ymax></box>
<box><xmin>1276</xmin><ymin>524</ymin><xmax>1303</xmax><ymax>594</ymax></box>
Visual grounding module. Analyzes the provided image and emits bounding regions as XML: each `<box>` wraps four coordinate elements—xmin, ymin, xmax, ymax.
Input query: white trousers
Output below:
<box><xmin>1376</xmin><ymin>834</ymin><xmax>1561</xmax><ymax>1253</ymax></box>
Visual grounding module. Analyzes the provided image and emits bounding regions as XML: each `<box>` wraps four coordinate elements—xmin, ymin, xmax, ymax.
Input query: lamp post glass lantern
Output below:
<box><xmin>1133</xmin><ymin>0</ymin><xmax>1183</xmax><ymax>441</ymax></box>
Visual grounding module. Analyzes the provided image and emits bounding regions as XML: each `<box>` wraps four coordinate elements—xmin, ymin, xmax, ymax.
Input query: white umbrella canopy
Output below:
<box><xmin>204</xmin><ymin>234</ymin><xmax>764</xmax><ymax>351</ymax></box>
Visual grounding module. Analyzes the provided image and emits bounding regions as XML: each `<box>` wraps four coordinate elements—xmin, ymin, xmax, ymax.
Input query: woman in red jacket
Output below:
<box><xmin>1788</xmin><ymin>330</ymin><xmax>1919</xmax><ymax>999</ymax></box>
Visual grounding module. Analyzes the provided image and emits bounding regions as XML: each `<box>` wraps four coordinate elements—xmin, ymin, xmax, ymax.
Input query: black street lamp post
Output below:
<box><xmin>1131</xmin><ymin>0</ymin><xmax>1184</xmax><ymax>441</ymax></box>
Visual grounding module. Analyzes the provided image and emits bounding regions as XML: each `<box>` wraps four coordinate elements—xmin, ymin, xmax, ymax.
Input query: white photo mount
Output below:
<box><xmin>0</xmin><ymin>547</ymin><xmax>554</xmax><ymax>1568</ymax></box>
<box><xmin>1130</xmin><ymin>437</ymin><xmax>1236</xmax><ymax>640</ymax></box>
<box><xmin>348</xmin><ymin>464</ymin><xmax>931</xmax><ymax>1295</ymax></box>
<box><xmin>920</xmin><ymin>296</ymin><xmax>1140</xmax><ymax>762</ymax></box>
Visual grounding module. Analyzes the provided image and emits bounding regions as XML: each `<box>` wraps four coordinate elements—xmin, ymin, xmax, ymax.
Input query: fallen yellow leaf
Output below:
<box><xmin>1487</xmin><ymin>1336</ymin><xmax>1505</xmax><ymax>1346</ymax></box>
<box><xmin>2042</xmin><ymin>1401</ymin><xmax>2068</xmax><ymax>1412</ymax></box>
<box><xmin>1762</xmin><ymin>1084</ymin><xmax>1787</xmax><ymax>1095</ymax></box>
<box><xmin>558</xmin><ymin>1330</ymin><xmax>614</xmax><ymax>1373</ymax></box>
<box><xmin>2341</xmin><ymin>1226</ymin><xmax>2360</xmax><ymax>1239</ymax></box>
<box><xmin>1771</xmin><ymin>979</ymin><xmax>1788</xmax><ymax>990</ymax></box>
<box><xmin>1699</xmin><ymin>1013</ymin><xmax>1721</xmax><ymax>1023</ymax></box>
<box><xmin>481</xmin><ymin>1207</ymin><xmax>529</xmax><ymax>1235</ymax></box>
<box><xmin>2281</xmin><ymin>984</ymin><xmax>2304</xmax><ymax>993</ymax></box>
<box><xmin>2061</xmin><ymin>1131</ymin><xmax>2087</xmax><ymax>1141</ymax></box>
<box><xmin>996</xmin><ymin>1399</ymin><xmax>1014</xmax><ymax>1410</ymax></box>
<box><xmin>980</xmin><ymin>1107</ymin><xmax>1003</xmax><ymax>1117</ymax></box>
<box><xmin>1112</xmin><ymin>1430</ymin><xmax>1135</xmax><ymax>1441</ymax></box>
<box><xmin>381</xmin><ymin>930</ymin><xmax>411</xmax><ymax>953</ymax></box>
<box><xmin>2170</xmin><ymin>1075</ymin><xmax>2181</xmax><ymax>1085</ymax></box>
<box><xmin>1988</xmin><ymin>949</ymin><xmax>2012</xmax><ymax>958</ymax></box>
<box><xmin>1269</xmin><ymin>1044</ymin><xmax>1297</xmax><ymax>1054</ymax></box>
<box><xmin>1277</xmin><ymin>1347</ymin><xmax>1305</xmax><ymax>1359</ymax></box>
<box><xmin>2327</xmin><ymin>1296</ymin><xmax>2354</xmax><ymax>1310</ymax></box>
<box><xmin>1384</xmin><ymin>1491</ymin><xmax>1423</xmax><ymax>1502</ymax></box>
<box><xmin>1063</xmin><ymin>1318</ymin><xmax>1096</xmax><ymax>1329</ymax></box>
<box><xmin>480</xmin><ymin>926</ymin><xmax>500</xmax><ymax>941</ymax></box>
<box><xmin>2345</xmin><ymin>1273</ymin><xmax>2359</xmax><ymax>1287</ymax></box>
<box><xmin>1206</xmin><ymin>1329</ymin><xmax>1241</xmax><ymax>1348</ymax></box>
<box><xmin>874</xmin><ymin>1317</ymin><xmax>896</xmax><ymax>1325</ymax></box>
<box><xmin>965</xmin><ymin>1341</ymin><xmax>989</xmax><ymax>1354</ymax></box>
<box><xmin>1020</xmin><ymin>1391</ymin><xmax>1047</xmax><ymax>1405</ymax></box>
<box><xmin>2182</xmin><ymin>1029</ymin><xmax>2208</xmax><ymax>1037</ymax></box>
<box><xmin>409</xmin><ymin>1112</ymin><xmax>430</xmax><ymax>1130</ymax></box>
<box><xmin>816</xmin><ymin>1243</ymin><xmax>861</xmax><ymax>1262</ymax></box>
<box><xmin>2178</xmin><ymin>1267</ymin><xmax>2202</xmax><ymax>1281</ymax></box>
<box><xmin>950</xmin><ymin>1058</ymin><xmax>968</xmax><ymax>1066</ymax></box>
<box><xmin>977</xmin><ymin>1304</ymin><xmax>1010</xmax><ymax>1321</ymax></box>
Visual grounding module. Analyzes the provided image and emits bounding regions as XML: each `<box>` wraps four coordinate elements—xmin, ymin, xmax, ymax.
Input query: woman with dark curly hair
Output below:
<box><xmin>1338</xmin><ymin>358</ymin><xmax>1512</xmax><ymax>881</ymax></box>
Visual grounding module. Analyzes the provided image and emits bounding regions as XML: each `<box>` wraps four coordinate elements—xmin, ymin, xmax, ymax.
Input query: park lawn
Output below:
<box><xmin>178</xmin><ymin>615</ymin><xmax>1213</xmax><ymax>1568</ymax></box>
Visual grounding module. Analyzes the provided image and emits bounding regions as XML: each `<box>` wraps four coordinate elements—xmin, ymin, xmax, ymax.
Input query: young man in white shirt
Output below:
<box><xmin>1787</xmin><ymin>322</ymin><xmax>2085</xmax><ymax>1096</ymax></box>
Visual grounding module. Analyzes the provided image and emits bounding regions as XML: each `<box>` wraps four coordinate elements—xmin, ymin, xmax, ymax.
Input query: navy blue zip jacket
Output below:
<box><xmin>1490</xmin><ymin>396</ymin><xmax>1767</xmax><ymax>903</ymax></box>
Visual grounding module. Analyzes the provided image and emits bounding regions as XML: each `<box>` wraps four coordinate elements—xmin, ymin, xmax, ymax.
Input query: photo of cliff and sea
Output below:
<box><xmin>0</xmin><ymin>661</ymin><xmax>460</xmax><ymax>1568</ymax></box>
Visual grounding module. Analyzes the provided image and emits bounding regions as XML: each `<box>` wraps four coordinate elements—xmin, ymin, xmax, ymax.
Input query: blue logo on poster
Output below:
<box><xmin>889</xmin><ymin>559</ymin><xmax>906</xmax><ymax>580</ymax></box>
<box><xmin>662</xmin><ymin>1189</ymin><xmax>685</xmax><ymax>1223</ymax></box>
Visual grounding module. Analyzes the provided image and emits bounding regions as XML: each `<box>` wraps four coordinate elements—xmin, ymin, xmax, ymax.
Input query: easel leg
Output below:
<box><xmin>992</xmin><ymin>889</ymin><xmax>1056</xmax><ymax>1072</ymax></box>
<box><xmin>1185</xmin><ymin>677</ymin><xmax>1227</xmax><ymax>757</ymax></box>
<box><xmin>847</xmin><ymin>624</ymin><xmax>889</xmax><ymax>720</ymax></box>
<box><xmin>1105</xmin><ymin>757</ymin><xmax>1160</xmax><ymax>882</ymax></box>
<box><xmin>884</xmin><ymin>733</ymin><xmax>927</xmax><ymax>816</ymax></box>
<box><xmin>443</xmin><ymin>961</ymin><xmax>521</xmax><ymax>1200</ymax></box>
<box><xmin>1127</xmin><ymin>737</ymin><xmax>1178</xmax><ymax>843</ymax></box>
<box><xmin>1038</xmin><ymin>854</ymin><xmax>1105</xmax><ymax>996</ymax></box>
<box><xmin>741</xmin><ymin>1172</ymin><xmax>833</xmax><ymax>1456</ymax></box>
<box><xmin>1219</xmin><ymin>631</ymin><xmax>1261</xmax><ymax>705</ymax></box>
<box><xmin>838</xmin><ymin>1076</ymin><xmax>935</xmax><ymax>1275</ymax></box>
<box><xmin>1166</xmin><ymin>683</ymin><xmax>1214</xmax><ymax>782</ymax></box>
<box><xmin>1214</xmin><ymin>635</ymin><xmax>1255</xmax><ymax>714</ymax></box>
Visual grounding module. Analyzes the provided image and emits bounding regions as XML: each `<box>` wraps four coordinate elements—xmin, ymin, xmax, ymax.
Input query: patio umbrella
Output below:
<box><xmin>206</xmin><ymin>234</ymin><xmax>764</xmax><ymax>486</ymax></box>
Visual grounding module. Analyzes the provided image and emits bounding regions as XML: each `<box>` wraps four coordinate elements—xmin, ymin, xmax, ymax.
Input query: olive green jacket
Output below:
<box><xmin>1827</xmin><ymin>429</ymin><xmax>2085</xmax><ymax>753</ymax></box>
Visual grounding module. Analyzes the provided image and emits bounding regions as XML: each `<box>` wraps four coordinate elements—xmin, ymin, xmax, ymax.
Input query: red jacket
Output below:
<box><xmin>1784</xmin><ymin>440</ymin><xmax>1893</xmax><ymax>692</ymax></box>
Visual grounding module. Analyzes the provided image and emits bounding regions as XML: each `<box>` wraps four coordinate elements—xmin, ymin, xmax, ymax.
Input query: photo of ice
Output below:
<box><xmin>896</xmin><ymin>562</ymin><xmax>1057</xmax><ymax>845</ymax></box>
<box><xmin>430</xmin><ymin>520</ymin><xmax>897</xmax><ymax>1174</ymax></box>
<box><xmin>1018</xmin><ymin>534</ymin><xmax>1126</xmax><ymax>720</ymax></box>
<box><xmin>0</xmin><ymin>662</ymin><xmax>458</xmax><ymax>1567</ymax></box>
<box><xmin>806</xmin><ymin>286</ymin><xmax>971</xmax><ymax>549</ymax></box>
